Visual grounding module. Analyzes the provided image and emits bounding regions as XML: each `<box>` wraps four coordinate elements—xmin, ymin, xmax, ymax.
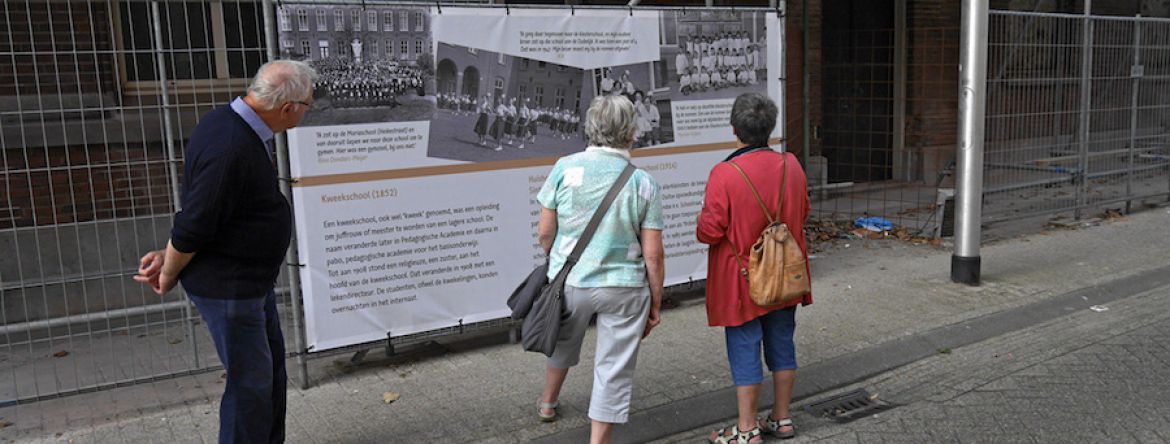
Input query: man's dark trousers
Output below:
<box><xmin>189</xmin><ymin>290</ymin><xmax>287</xmax><ymax>444</ymax></box>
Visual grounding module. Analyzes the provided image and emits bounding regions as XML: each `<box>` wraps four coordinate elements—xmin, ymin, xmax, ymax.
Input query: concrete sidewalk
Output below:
<box><xmin>658</xmin><ymin>263</ymin><xmax>1170</xmax><ymax>443</ymax></box>
<box><xmin>2</xmin><ymin>208</ymin><xmax>1168</xmax><ymax>443</ymax></box>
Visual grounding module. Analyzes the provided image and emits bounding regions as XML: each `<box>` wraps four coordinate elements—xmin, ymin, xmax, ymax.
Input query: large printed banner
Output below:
<box><xmin>281</xmin><ymin>4</ymin><xmax>784</xmax><ymax>351</ymax></box>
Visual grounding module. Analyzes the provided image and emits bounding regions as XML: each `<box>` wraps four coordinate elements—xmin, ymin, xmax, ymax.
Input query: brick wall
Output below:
<box><xmin>785</xmin><ymin>0</ymin><xmax>823</xmax><ymax>160</ymax></box>
<box><xmin>0</xmin><ymin>142</ymin><xmax>177</xmax><ymax>229</ymax></box>
<box><xmin>0</xmin><ymin>1</ymin><xmax>118</xmax><ymax>98</ymax></box>
<box><xmin>905</xmin><ymin>1</ymin><xmax>959</xmax><ymax>181</ymax></box>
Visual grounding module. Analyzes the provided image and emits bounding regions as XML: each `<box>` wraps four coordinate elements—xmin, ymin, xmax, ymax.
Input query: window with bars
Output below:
<box><xmin>298</xmin><ymin>9</ymin><xmax>308</xmax><ymax>31</ymax></box>
<box><xmin>384</xmin><ymin>12</ymin><xmax>393</xmax><ymax>31</ymax></box>
<box><xmin>399</xmin><ymin>11</ymin><xmax>408</xmax><ymax>31</ymax></box>
<box><xmin>386</xmin><ymin>40</ymin><xmax>393</xmax><ymax>58</ymax></box>
<box><xmin>535</xmin><ymin>85</ymin><xmax>544</xmax><ymax>105</ymax></box>
<box><xmin>368</xmin><ymin>11</ymin><xmax>377</xmax><ymax>30</ymax></box>
<box><xmin>555</xmin><ymin>87</ymin><xmax>565</xmax><ymax>108</ymax></box>
<box><xmin>415</xmin><ymin>40</ymin><xmax>423</xmax><ymax>56</ymax></box>
<box><xmin>352</xmin><ymin>10</ymin><xmax>361</xmax><ymax>31</ymax></box>
<box><xmin>518</xmin><ymin>83</ymin><xmax>527</xmax><ymax>100</ymax></box>
<box><xmin>319</xmin><ymin>40</ymin><xmax>330</xmax><ymax>59</ymax></box>
<box><xmin>334</xmin><ymin>10</ymin><xmax>343</xmax><ymax>30</ymax></box>
<box><xmin>400</xmin><ymin>40</ymin><xmax>408</xmax><ymax>57</ymax></box>
<box><xmin>301</xmin><ymin>40</ymin><xmax>311</xmax><ymax>58</ymax></box>
<box><xmin>415</xmin><ymin>11</ymin><xmax>425</xmax><ymax>31</ymax></box>
<box><xmin>317</xmin><ymin>10</ymin><xmax>327</xmax><ymax>31</ymax></box>
<box><xmin>118</xmin><ymin>1</ymin><xmax>265</xmax><ymax>82</ymax></box>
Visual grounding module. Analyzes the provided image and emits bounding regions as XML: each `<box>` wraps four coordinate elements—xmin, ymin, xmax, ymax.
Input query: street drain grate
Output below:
<box><xmin>802</xmin><ymin>389</ymin><xmax>895</xmax><ymax>423</ymax></box>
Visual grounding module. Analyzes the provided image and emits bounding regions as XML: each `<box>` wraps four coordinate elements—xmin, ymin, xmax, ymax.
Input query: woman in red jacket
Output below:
<box><xmin>697</xmin><ymin>93</ymin><xmax>812</xmax><ymax>443</ymax></box>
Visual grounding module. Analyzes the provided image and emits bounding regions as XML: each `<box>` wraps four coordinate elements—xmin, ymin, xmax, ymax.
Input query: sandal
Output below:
<box><xmin>707</xmin><ymin>425</ymin><xmax>763</xmax><ymax>444</ymax></box>
<box><xmin>761</xmin><ymin>415</ymin><xmax>796</xmax><ymax>439</ymax></box>
<box><xmin>538</xmin><ymin>401</ymin><xmax>558</xmax><ymax>423</ymax></box>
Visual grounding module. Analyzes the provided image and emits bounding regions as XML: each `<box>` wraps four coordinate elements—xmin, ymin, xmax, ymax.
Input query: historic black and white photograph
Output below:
<box><xmin>277</xmin><ymin>5</ymin><xmax>435</xmax><ymax>126</ymax></box>
<box><xmin>590</xmin><ymin>62</ymin><xmax>675</xmax><ymax>148</ymax></box>
<box><xmin>428</xmin><ymin>42</ymin><xmax>593</xmax><ymax>163</ymax></box>
<box><xmin>658</xmin><ymin>10</ymin><xmax>769</xmax><ymax>102</ymax></box>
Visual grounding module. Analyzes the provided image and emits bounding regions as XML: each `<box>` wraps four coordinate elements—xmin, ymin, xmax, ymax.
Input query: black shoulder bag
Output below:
<box><xmin>508</xmin><ymin>163</ymin><xmax>637</xmax><ymax>357</ymax></box>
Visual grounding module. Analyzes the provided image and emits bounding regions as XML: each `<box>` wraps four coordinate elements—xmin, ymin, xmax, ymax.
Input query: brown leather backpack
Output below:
<box><xmin>725</xmin><ymin>155</ymin><xmax>810</xmax><ymax>306</ymax></box>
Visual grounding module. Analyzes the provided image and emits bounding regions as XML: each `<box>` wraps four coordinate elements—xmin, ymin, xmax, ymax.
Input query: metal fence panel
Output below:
<box><xmin>984</xmin><ymin>10</ymin><xmax>1170</xmax><ymax>223</ymax></box>
<box><xmin>0</xmin><ymin>0</ymin><xmax>271</xmax><ymax>406</ymax></box>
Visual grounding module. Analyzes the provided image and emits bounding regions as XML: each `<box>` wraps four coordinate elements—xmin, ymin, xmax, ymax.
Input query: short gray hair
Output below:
<box><xmin>730</xmin><ymin>93</ymin><xmax>778</xmax><ymax>147</ymax></box>
<box><xmin>247</xmin><ymin>60</ymin><xmax>319</xmax><ymax>110</ymax></box>
<box><xmin>584</xmin><ymin>95</ymin><xmax>636</xmax><ymax>149</ymax></box>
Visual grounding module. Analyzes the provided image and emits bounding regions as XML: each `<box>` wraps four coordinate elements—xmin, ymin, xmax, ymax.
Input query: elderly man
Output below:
<box><xmin>135</xmin><ymin>60</ymin><xmax>317</xmax><ymax>444</ymax></box>
<box><xmin>697</xmin><ymin>93</ymin><xmax>812</xmax><ymax>443</ymax></box>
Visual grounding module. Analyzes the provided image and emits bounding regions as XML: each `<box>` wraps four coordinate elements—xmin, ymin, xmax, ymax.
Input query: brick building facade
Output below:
<box><xmin>276</xmin><ymin>4</ymin><xmax>431</xmax><ymax>64</ymax></box>
<box><xmin>435</xmin><ymin>43</ymin><xmax>589</xmax><ymax>112</ymax></box>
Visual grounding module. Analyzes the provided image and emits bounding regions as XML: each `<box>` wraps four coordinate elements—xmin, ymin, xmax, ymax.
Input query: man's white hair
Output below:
<box><xmin>247</xmin><ymin>60</ymin><xmax>319</xmax><ymax>110</ymax></box>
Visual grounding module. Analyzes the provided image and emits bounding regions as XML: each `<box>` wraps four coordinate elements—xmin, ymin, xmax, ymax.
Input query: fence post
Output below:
<box><xmin>802</xmin><ymin>0</ymin><xmax>810</xmax><ymax>171</ymax></box>
<box><xmin>1126</xmin><ymin>15</ymin><xmax>1141</xmax><ymax>213</ymax></box>
<box><xmin>150</xmin><ymin>0</ymin><xmax>200</xmax><ymax>369</ymax></box>
<box><xmin>952</xmin><ymin>0</ymin><xmax>988</xmax><ymax>286</ymax></box>
<box><xmin>261</xmin><ymin>0</ymin><xmax>312</xmax><ymax>390</ymax></box>
<box><xmin>1075</xmin><ymin>1</ymin><xmax>1093</xmax><ymax>219</ymax></box>
<box><xmin>893</xmin><ymin>0</ymin><xmax>907</xmax><ymax>181</ymax></box>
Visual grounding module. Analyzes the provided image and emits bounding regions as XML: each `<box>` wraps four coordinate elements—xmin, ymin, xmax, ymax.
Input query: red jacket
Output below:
<box><xmin>696</xmin><ymin>150</ymin><xmax>813</xmax><ymax>327</ymax></box>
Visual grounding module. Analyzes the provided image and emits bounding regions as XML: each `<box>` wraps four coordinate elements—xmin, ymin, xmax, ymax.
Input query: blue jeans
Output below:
<box><xmin>724</xmin><ymin>307</ymin><xmax>797</xmax><ymax>386</ymax></box>
<box><xmin>189</xmin><ymin>290</ymin><xmax>287</xmax><ymax>444</ymax></box>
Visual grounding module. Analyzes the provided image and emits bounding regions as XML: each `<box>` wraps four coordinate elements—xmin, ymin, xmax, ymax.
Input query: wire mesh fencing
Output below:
<box><xmin>0</xmin><ymin>0</ymin><xmax>271</xmax><ymax>406</ymax></box>
<box><xmin>983</xmin><ymin>10</ymin><xmax>1170</xmax><ymax>223</ymax></box>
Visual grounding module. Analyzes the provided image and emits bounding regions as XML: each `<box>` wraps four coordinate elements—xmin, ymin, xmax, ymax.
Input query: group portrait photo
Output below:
<box><xmin>658</xmin><ymin>9</ymin><xmax>769</xmax><ymax>102</ymax></box>
<box><xmin>277</xmin><ymin>4</ymin><xmax>436</xmax><ymax>127</ymax></box>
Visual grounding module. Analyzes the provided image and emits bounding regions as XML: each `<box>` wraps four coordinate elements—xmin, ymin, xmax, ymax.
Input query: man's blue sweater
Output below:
<box><xmin>171</xmin><ymin>105</ymin><xmax>292</xmax><ymax>299</ymax></box>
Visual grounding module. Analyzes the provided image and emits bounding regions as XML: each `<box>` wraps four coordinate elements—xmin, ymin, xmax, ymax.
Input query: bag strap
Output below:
<box><xmin>564</xmin><ymin>163</ymin><xmax>636</xmax><ymax>267</ymax></box>
<box><xmin>726</xmin><ymin>160</ymin><xmax>775</xmax><ymax>224</ymax></box>
<box><xmin>722</xmin><ymin>153</ymin><xmax>790</xmax><ymax>277</ymax></box>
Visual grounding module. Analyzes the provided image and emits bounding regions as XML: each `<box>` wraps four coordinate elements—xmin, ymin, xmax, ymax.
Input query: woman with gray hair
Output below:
<box><xmin>534</xmin><ymin>94</ymin><xmax>666</xmax><ymax>444</ymax></box>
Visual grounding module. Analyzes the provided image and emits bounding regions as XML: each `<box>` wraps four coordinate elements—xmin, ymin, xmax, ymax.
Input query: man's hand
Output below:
<box><xmin>642</xmin><ymin>306</ymin><xmax>661</xmax><ymax>339</ymax></box>
<box><xmin>133</xmin><ymin>249</ymin><xmax>178</xmax><ymax>295</ymax></box>
<box><xmin>133</xmin><ymin>250</ymin><xmax>164</xmax><ymax>285</ymax></box>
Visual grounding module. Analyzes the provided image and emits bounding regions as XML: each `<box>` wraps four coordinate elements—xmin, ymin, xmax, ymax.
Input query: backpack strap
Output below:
<box><xmin>726</xmin><ymin>161</ymin><xmax>776</xmax><ymax>225</ymax></box>
<box><xmin>722</xmin><ymin>153</ymin><xmax>790</xmax><ymax>278</ymax></box>
<box><xmin>775</xmin><ymin>154</ymin><xmax>788</xmax><ymax>222</ymax></box>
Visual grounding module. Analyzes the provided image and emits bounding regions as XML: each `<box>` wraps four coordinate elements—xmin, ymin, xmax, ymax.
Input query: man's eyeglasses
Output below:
<box><xmin>290</xmin><ymin>100</ymin><xmax>314</xmax><ymax>110</ymax></box>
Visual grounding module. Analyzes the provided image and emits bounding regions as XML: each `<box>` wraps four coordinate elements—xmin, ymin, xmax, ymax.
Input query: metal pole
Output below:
<box><xmin>1075</xmin><ymin>0</ymin><xmax>1092</xmax><ymax>219</ymax></box>
<box><xmin>951</xmin><ymin>0</ymin><xmax>988</xmax><ymax>286</ymax></box>
<box><xmin>261</xmin><ymin>0</ymin><xmax>311</xmax><ymax>390</ymax></box>
<box><xmin>802</xmin><ymin>0</ymin><xmax>810</xmax><ymax>170</ymax></box>
<box><xmin>1126</xmin><ymin>15</ymin><xmax>1141</xmax><ymax>213</ymax></box>
<box><xmin>893</xmin><ymin>0</ymin><xmax>908</xmax><ymax>181</ymax></box>
<box><xmin>150</xmin><ymin>1</ymin><xmax>200</xmax><ymax>368</ymax></box>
